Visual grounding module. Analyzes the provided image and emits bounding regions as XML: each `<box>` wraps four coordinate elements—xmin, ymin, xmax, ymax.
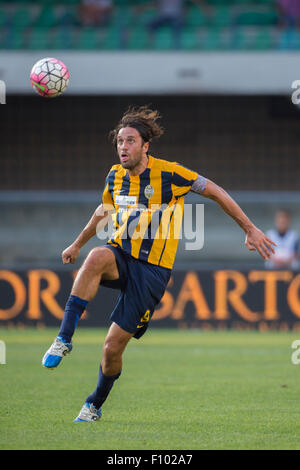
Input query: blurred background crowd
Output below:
<box><xmin>0</xmin><ymin>0</ymin><xmax>300</xmax><ymax>51</ymax></box>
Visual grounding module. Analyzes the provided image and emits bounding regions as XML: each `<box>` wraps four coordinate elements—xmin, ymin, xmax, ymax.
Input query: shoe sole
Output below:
<box><xmin>43</xmin><ymin>365</ymin><xmax>56</xmax><ymax>370</ymax></box>
<box><xmin>74</xmin><ymin>418</ymin><xmax>100</xmax><ymax>422</ymax></box>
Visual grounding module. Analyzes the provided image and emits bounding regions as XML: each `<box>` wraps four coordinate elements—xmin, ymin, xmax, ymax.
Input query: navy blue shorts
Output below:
<box><xmin>100</xmin><ymin>244</ymin><xmax>171</xmax><ymax>339</ymax></box>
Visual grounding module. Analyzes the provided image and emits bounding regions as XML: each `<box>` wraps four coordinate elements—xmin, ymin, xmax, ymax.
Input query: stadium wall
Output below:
<box><xmin>1</xmin><ymin>192</ymin><xmax>300</xmax><ymax>267</ymax></box>
<box><xmin>1</xmin><ymin>268</ymin><xmax>300</xmax><ymax>332</ymax></box>
<box><xmin>1</xmin><ymin>51</ymin><xmax>299</xmax><ymax>95</ymax></box>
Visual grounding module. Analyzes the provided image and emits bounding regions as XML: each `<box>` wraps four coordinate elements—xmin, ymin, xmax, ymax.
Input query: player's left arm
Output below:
<box><xmin>191</xmin><ymin>176</ymin><xmax>277</xmax><ymax>260</ymax></box>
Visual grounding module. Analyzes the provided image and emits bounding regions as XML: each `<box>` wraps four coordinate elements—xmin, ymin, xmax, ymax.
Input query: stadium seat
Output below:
<box><xmin>253</xmin><ymin>28</ymin><xmax>275</xmax><ymax>49</ymax></box>
<box><xmin>35</xmin><ymin>5</ymin><xmax>58</xmax><ymax>29</ymax></box>
<box><xmin>127</xmin><ymin>26</ymin><xmax>149</xmax><ymax>50</ymax></box>
<box><xmin>77</xmin><ymin>27</ymin><xmax>99</xmax><ymax>49</ymax></box>
<box><xmin>0</xmin><ymin>0</ymin><xmax>288</xmax><ymax>51</ymax></box>
<box><xmin>200</xmin><ymin>28</ymin><xmax>223</xmax><ymax>50</ymax></box>
<box><xmin>185</xmin><ymin>5</ymin><xmax>208</xmax><ymax>27</ymax></box>
<box><xmin>27</xmin><ymin>28</ymin><xmax>50</xmax><ymax>49</ymax></box>
<box><xmin>63</xmin><ymin>0</ymin><xmax>81</xmax><ymax>4</ymax></box>
<box><xmin>100</xmin><ymin>25</ymin><xmax>121</xmax><ymax>50</ymax></box>
<box><xmin>51</xmin><ymin>26</ymin><xmax>76</xmax><ymax>49</ymax></box>
<box><xmin>0</xmin><ymin>7</ymin><xmax>7</xmax><ymax>28</ymax></box>
<box><xmin>9</xmin><ymin>30</ymin><xmax>27</xmax><ymax>49</ymax></box>
<box><xmin>213</xmin><ymin>6</ymin><xmax>234</xmax><ymax>27</ymax></box>
<box><xmin>13</xmin><ymin>7</ymin><xmax>33</xmax><ymax>30</ymax></box>
<box><xmin>112</xmin><ymin>5</ymin><xmax>135</xmax><ymax>28</ymax></box>
<box><xmin>60</xmin><ymin>7</ymin><xmax>80</xmax><ymax>27</ymax></box>
<box><xmin>38</xmin><ymin>0</ymin><xmax>58</xmax><ymax>4</ymax></box>
<box><xmin>253</xmin><ymin>0</ymin><xmax>276</xmax><ymax>4</ymax></box>
<box><xmin>114</xmin><ymin>0</ymin><xmax>135</xmax><ymax>5</ymax></box>
<box><xmin>153</xmin><ymin>27</ymin><xmax>174</xmax><ymax>50</ymax></box>
<box><xmin>0</xmin><ymin>26</ymin><xmax>9</xmax><ymax>49</ymax></box>
<box><xmin>137</xmin><ymin>7</ymin><xmax>157</xmax><ymax>26</ymax></box>
<box><xmin>235</xmin><ymin>10</ymin><xmax>278</xmax><ymax>26</ymax></box>
<box><xmin>181</xmin><ymin>28</ymin><xmax>199</xmax><ymax>50</ymax></box>
<box><xmin>206</xmin><ymin>0</ymin><xmax>233</xmax><ymax>5</ymax></box>
<box><xmin>231</xmin><ymin>27</ymin><xmax>255</xmax><ymax>49</ymax></box>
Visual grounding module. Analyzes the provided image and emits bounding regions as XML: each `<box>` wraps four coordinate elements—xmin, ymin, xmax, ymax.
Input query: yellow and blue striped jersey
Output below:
<box><xmin>101</xmin><ymin>155</ymin><xmax>201</xmax><ymax>269</ymax></box>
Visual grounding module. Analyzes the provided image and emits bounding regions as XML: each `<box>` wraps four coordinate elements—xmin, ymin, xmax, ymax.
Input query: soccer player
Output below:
<box><xmin>265</xmin><ymin>209</ymin><xmax>299</xmax><ymax>269</ymax></box>
<box><xmin>42</xmin><ymin>106</ymin><xmax>276</xmax><ymax>422</ymax></box>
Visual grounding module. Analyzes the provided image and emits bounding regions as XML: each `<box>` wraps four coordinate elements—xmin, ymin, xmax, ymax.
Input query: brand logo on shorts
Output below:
<box><xmin>144</xmin><ymin>185</ymin><xmax>154</xmax><ymax>199</ymax></box>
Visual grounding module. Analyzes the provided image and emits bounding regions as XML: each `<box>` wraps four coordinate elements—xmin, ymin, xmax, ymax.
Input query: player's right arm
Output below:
<box><xmin>62</xmin><ymin>204</ymin><xmax>112</xmax><ymax>264</ymax></box>
<box><xmin>62</xmin><ymin>171</ymin><xmax>116</xmax><ymax>264</ymax></box>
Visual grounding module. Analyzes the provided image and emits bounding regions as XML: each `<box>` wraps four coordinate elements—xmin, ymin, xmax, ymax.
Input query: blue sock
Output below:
<box><xmin>86</xmin><ymin>365</ymin><xmax>121</xmax><ymax>409</ymax></box>
<box><xmin>58</xmin><ymin>294</ymin><xmax>88</xmax><ymax>343</ymax></box>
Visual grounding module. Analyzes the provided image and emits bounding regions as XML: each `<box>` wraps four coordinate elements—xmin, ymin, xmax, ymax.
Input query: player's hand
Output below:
<box><xmin>245</xmin><ymin>226</ymin><xmax>277</xmax><ymax>260</ymax></box>
<box><xmin>62</xmin><ymin>243</ymin><xmax>80</xmax><ymax>264</ymax></box>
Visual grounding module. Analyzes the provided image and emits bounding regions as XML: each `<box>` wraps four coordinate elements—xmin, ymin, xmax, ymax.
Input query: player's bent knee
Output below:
<box><xmin>83</xmin><ymin>247</ymin><xmax>114</xmax><ymax>273</ymax></box>
<box><xmin>102</xmin><ymin>340</ymin><xmax>122</xmax><ymax>362</ymax></box>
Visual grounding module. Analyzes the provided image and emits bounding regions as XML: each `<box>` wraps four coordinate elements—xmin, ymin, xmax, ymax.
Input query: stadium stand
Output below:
<box><xmin>0</xmin><ymin>0</ymin><xmax>299</xmax><ymax>50</ymax></box>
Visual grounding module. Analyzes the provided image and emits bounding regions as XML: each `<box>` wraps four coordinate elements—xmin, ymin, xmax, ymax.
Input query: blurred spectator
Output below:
<box><xmin>277</xmin><ymin>0</ymin><xmax>300</xmax><ymax>48</ymax></box>
<box><xmin>265</xmin><ymin>209</ymin><xmax>299</xmax><ymax>269</ymax></box>
<box><xmin>277</xmin><ymin>0</ymin><xmax>300</xmax><ymax>29</ymax></box>
<box><xmin>147</xmin><ymin>0</ymin><xmax>185</xmax><ymax>48</ymax></box>
<box><xmin>80</xmin><ymin>0</ymin><xmax>113</xmax><ymax>27</ymax></box>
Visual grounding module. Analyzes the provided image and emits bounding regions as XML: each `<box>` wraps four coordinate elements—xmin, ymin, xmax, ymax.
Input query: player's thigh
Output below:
<box><xmin>103</xmin><ymin>322</ymin><xmax>133</xmax><ymax>357</ymax></box>
<box><xmin>84</xmin><ymin>246</ymin><xmax>119</xmax><ymax>280</ymax></box>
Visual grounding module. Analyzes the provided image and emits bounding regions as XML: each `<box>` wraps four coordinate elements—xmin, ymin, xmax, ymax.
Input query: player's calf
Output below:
<box><xmin>42</xmin><ymin>295</ymin><xmax>88</xmax><ymax>369</ymax></box>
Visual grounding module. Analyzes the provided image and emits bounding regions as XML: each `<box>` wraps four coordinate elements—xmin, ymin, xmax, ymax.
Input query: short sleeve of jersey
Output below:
<box><xmin>172</xmin><ymin>163</ymin><xmax>199</xmax><ymax>197</ymax></box>
<box><xmin>101</xmin><ymin>172</ymin><xmax>114</xmax><ymax>211</ymax></box>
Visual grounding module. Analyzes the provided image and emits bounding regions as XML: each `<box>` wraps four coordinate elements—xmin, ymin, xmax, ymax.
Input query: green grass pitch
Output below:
<box><xmin>0</xmin><ymin>327</ymin><xmax>300</xmax><ymax>450</ymax></box>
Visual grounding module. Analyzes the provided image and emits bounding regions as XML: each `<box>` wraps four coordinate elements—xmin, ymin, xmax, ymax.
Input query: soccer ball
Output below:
<box><xmin>30</xmin><ymin>57</ymin><xmax>70</xmax><ymax>98</ymax></box>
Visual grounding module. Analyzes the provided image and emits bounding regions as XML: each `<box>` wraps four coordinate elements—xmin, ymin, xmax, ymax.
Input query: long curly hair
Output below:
<box><xmin>110</xmin><ymin>105</ymin><xmax>164</xmax><ymax>148</ymax></box>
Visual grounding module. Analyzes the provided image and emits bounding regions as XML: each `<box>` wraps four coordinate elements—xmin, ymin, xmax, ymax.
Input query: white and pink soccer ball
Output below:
<box><xmin>30</xmin><ymin>57</ymin><xmax>70</xmax><ymax>98</ymax></box>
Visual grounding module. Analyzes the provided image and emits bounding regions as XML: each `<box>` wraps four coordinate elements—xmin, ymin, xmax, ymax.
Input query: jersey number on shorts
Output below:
<box><xmin>137</xmin><ymin>309</ymin><xmax>150</xmax><ymax>327</ymax></box>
